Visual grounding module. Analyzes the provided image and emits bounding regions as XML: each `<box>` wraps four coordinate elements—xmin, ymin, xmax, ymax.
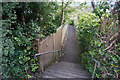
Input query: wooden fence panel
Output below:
<box><xmin>54</xmin><ymin>26</ymin><xmax>62</xmax><ymax>60</ymax></box>
<box><xmin>39</xmin><ymin>34</ymin><xmax>54</xmax><ymax>67</ymax></box>
<box><xmin>36</xmin><ymin>25</ymin><xmax>68</xmax><ymax>71</ymax></box>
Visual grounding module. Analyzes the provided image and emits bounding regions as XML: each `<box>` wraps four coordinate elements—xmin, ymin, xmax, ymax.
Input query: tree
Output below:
<box><xmin>61</xmin><ymin>0</ymin><xmax>70</xmax><ymax>25</ymax></box>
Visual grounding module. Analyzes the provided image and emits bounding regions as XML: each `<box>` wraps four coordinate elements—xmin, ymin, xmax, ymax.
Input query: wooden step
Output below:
<box><xmin>47</xmin><ymin>62</ymin><xmax>88</xmax><ymax>74</ymax></box>
<box><xmin>42</xmin><ymin>25</ymin><xmax>91</xmax><ymax>78</ymax></box>
<box><xmin>45</xmin><ymin>68</ymin><xmax>90</xmax><ymax>78</ymax></box>
<box><xmin>43</xmin><ymin>62</ymin><xmax>90</xmax><ymax>78</ymax></box>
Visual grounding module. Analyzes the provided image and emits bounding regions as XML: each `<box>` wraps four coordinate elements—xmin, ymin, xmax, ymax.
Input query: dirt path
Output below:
<box><xmin>43</xmin><ymin>25</ymin><xmax>90</xmax><ymax>78</ymax></box>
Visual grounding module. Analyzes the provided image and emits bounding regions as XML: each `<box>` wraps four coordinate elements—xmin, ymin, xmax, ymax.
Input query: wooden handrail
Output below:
<box><xmin>34</xmin><ymin>50</ymin><xmax>63</xmax><ymax>73</ymax></box>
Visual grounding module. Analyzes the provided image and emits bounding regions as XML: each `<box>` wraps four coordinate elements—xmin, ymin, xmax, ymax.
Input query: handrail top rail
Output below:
<box><xmin>34</xmin><ymin>49</ymin><xmax>63</xmax><ymax>59</ymax></box>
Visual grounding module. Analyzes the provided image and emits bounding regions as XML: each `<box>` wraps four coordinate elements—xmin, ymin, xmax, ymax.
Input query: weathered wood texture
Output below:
<box><xmin>37</xmin><ymin>25</ymin><xmax>68</xmax><ymax>71</ymax></box>
<box><xmin>43</xmin><ymin>25</ymin><xmax>90</xmax><ymax>78</ymax></box>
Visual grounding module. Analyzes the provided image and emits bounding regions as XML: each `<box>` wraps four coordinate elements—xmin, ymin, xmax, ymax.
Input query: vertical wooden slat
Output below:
<box><xmin>36</xmin><ymin>39</ymin><xmax>44</xmax><ymax>73</ymax></box>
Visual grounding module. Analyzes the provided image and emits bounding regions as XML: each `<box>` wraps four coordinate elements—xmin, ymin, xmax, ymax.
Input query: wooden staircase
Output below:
<box><xmin>43</xmin><ymin>62</ymin><xmax>90</xmax><ymax>78</ymax></box>
<box><xmin>42</xmin><ymin>25</ymin><xmax>91</xmax><ymax>78</ymax></box>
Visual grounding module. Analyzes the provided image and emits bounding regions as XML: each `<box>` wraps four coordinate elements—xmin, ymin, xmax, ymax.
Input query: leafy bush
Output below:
<box><xmin>75</xmin><ymin>6</ymin><xmax>120</xmax><ymax>78</ymax></box>
<box><xmin>2</xmin><ymin>2</ymin><xmax>62</xmax><ymax>78</ymax></box>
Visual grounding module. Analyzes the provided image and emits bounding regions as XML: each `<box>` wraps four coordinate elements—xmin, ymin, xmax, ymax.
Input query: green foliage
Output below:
<box><xmin>2</xmin><ymin>3</ymin><xmax>25</xmax><ymax>78</ymax></box>
<box><xmin>75</xmin><ymin>12</ymin><xmax>99</xmax><ymax>53</ymax></box>
<box><xmin>75</xmin><ymin>3</ymin><xmax>120</xmax><ymax>78</ymax></box>
<box><xmin>75</xmin><ymin>12</ymin><xmax>99</xmax><ymax>76</ymax></box>
<box><xmin>2</xmin><ymin>2</ymin><xmax>63</xmax><ymax>78</ymax></box>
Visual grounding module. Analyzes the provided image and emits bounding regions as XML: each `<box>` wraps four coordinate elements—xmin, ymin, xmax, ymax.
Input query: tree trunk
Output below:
<box><xmin>61</xmin><ymin>10</ymin><xmax>64</xmax><ymax>25</ymax></box>
<box><xmin>60</xmin><ymin>0</ymin><xmax>70</xmax><ymax>26</ymax></box>
<box><xmin>61</xmin><ymin>1</ymin><xmax>64</xmax><ymax>25</ymax></box>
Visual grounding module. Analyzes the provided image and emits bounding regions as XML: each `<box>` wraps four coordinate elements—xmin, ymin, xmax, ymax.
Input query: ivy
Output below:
<box><xmin>2</xmin><ymin>2</ymin><xmax>63</xmax><ymax>78</ymax></box>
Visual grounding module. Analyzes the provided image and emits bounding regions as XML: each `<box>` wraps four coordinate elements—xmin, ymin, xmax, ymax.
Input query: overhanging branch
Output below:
<box><xmin>63</xmin><ymin>0</ymin><xmax>70</xmax><ymax>10</ymax></box>
<box><xmin>91</xmin><ymin>1</ymin><xmax>103</xmax><ymax>22</ymax></box>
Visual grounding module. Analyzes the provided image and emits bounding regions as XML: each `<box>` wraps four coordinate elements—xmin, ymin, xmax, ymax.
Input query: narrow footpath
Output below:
<box><xmin>43</xmin><ymin>25</ymin><xmax>90</xmax><ymax>78</ymax></box>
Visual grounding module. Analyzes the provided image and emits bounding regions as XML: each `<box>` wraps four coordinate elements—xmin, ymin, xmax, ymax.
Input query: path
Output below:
<box><xmin>43</xmin><ymin>25</ymin><xmax>90</xmax><ymax>78</ymax></box>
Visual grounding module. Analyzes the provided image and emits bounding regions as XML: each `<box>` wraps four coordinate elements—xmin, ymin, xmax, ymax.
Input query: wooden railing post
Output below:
<box><xmin>36</xmin><ymin>39</ymin><xmax>44</xmax><ymax>73</ymax></box>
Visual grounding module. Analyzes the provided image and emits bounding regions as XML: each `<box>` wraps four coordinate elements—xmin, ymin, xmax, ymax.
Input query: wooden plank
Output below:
<box><xmin>35</xmin><ymin>24</ymin><xmax>69</xmax><ymax>73</ymax></box>
<box><xmin>42</xmin><ymin>25</ymin><xmax>90</xmax><ymax>78</ymax></box>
